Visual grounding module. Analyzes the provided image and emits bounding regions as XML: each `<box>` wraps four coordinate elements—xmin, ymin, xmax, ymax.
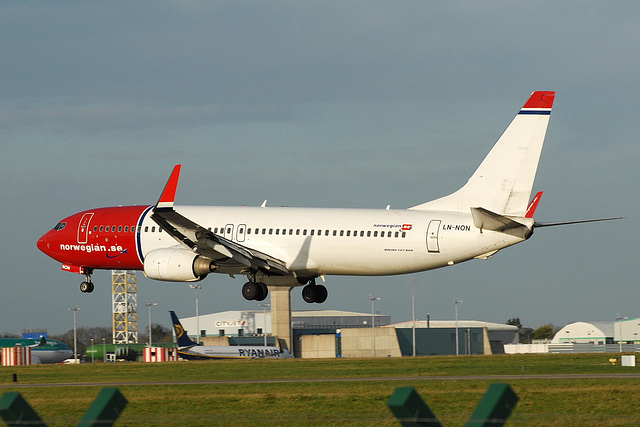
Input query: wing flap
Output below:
<box><xmin>153</xmin><ymin>207</ymin><xmax>290</xmax><ymax>274</ymax></box>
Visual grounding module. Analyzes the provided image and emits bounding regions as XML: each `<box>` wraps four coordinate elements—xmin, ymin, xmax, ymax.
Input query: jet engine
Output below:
<box><xmin>143</xmin><ymin>248</ymin><xmax>215</xmax><ymax>282</ymax></box>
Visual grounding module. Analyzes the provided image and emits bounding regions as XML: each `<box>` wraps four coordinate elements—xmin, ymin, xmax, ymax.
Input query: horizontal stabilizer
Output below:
<box><xmin>471</xmin><ymin>207</ymin><xmax>534</xmax><ymax>240</ymax></box>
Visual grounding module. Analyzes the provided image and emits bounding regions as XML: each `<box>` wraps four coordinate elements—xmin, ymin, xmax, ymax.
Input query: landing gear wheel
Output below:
<box><xmin>255</xmin><ymin>282</ymin><xmax>268</xmax><ymax>301</ymax></box>
<box><xmin>302</xmin><ymin>284</ymin><xmax>316</xmax><ymax>303</ymax></box>
<box><xmin>242</xmin><ymin>281</ymin><xmax>269</xmax><ymax>301</ymax></box>
<box><xmin>314</xmin><ymin>285</ymin><xmax>328</xmax><ymax>304</ymax></box>
<box><xmin>302</xmin><ymin>283</ymin><xmax>328</xmax><ymax>303</ymax></box>
<box><xmin>80</xmin><ymin>281</ymin><xmax>94</xmax><ymax>293</ymax></box>
<box><xmin>242</xmin><ymin>282</ymin><xmax>259</xmax><ymax>300</ymax></box>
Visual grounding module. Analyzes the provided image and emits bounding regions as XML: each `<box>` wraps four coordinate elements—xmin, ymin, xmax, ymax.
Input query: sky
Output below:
<box><xmin>2</xmin><ymin>2</ymin><xmax>638</xmax><ymax>336</ymax></box>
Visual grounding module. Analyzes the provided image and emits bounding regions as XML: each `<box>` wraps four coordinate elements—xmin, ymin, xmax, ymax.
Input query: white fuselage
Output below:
<box><xmin>138</xmin><ymin>205</ymin><xmax>525</xmax><ymax>279</ymax></box>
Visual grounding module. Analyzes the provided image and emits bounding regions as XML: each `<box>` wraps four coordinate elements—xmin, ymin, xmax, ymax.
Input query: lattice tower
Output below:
<box><xmin>112</xmin><ymin>270</ymin><xmax>138</xmax><ymax>344</ymax></box>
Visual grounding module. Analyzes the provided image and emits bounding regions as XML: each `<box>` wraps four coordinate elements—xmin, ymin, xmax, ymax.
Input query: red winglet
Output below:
<box><xmin>156</xmin><ymin>165</ymin><xmax>181</xmax><ymax>209</ymax></box>
<box><xmin>525</xmin><ymin>191</ymin><xmax>543</xmax><ymax>218</ymax></box>
<box><xmin>522</xmin><ymin>91</ymin><xmax>555</xmax><ymax>109</ymax></box>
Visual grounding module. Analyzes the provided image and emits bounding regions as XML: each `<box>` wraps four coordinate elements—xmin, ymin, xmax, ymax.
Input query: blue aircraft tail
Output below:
<box><xmin>169</xmin><ymin>311</ymin><xmax>198</xmax><ymax>347</ymax></box>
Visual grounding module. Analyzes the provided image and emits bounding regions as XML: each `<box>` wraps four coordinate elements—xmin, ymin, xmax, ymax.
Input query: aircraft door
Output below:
<box><xmin>426</xmin><ymin>220</ymin><xmax>441</xmax><ymax>253</ymax></box>
<box><xmin>77</xmin><ymin>213</ymin><xmax>94</xmax><ymax>244</ymax></box>
<box><xmin>237</xmin><ymin>224</ymin><xmax>246</xmax><ymax>242</ymax></box>
<box><xmin>224</xmin><ymin>224</ymin><xmax>234</xmax><ymax>240</ymax></box>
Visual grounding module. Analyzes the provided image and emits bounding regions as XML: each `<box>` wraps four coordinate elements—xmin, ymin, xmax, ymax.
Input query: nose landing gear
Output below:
<box><xmin>80</xmin><ymin>269</ymin><xmax>95</xmax><ymax>293</ymax></box>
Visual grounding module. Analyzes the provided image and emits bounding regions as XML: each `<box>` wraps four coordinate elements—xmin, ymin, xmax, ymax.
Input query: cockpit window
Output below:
<box><xmin>53</xmin><ymin>222</ymin><xmax>67</xmax><ymax>231</ymax></box>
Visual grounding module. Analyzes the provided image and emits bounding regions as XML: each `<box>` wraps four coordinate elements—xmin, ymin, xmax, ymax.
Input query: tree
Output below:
<box><xmin>139</xmin><ymin>324</ymin><xmax>174</xmax><ymax>344</ymax></box>
<box><xmin>520</xmin><ymin>327</ymin><xmax>534</xmax><ymax>344</ymax></box>
<box><xmin>532</xmin><ymin>324</ymin><xmax>556</xmax><ymax>340</ymax></box>
<box><xmin>50</xmin><ymin>326</ymin><xmax>112</xmax><ymax>359</ymax></box>
<box><xmin>507</xmin><ymin>318</ymin><xmax>522</xmax><ymax>330</ymax></box>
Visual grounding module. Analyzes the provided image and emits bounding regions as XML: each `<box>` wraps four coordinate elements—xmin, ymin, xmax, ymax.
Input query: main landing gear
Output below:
<box><xmin>80</xmin><ymin>269</ymin><xmax>95</xmax><ymax>293</ymax></box>
<box><xmin>242</xmin><ymin>281</ymin><xmax>268</xmax><ymax>301</ymax></box>
<box><xmin>241</xmin><ymin>277</ymin><xmax>328</xmax><ymax>304</ymax></box>
<box><xmin>302</xmin><ymin>279</ymin><xmax>327</xmax><ymax>304</ymax></box>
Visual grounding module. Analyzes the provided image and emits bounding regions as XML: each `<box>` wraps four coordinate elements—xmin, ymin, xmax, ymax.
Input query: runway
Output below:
<box><xmin>3</xmin><ymin>372</ymin><xmax>640</xmax><ymax>388</ymax></box>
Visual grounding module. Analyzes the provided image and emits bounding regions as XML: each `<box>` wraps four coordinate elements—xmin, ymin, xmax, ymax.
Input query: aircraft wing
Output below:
<box><xmin>151</xmin><ymin>165</ymin><xmax>290</xmax><ymax>275</ymax></box>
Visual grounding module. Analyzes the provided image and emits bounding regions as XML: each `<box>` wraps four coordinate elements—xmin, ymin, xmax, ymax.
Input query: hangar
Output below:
<box><xmin>552</xmin><ymin>318</ymin><xmax>640</xmax><ymax>345</ymax></box>
<box><xmin>551</xmin><ymin>322</ymin><xmax>614</xmax><ymax>345</ymax></box>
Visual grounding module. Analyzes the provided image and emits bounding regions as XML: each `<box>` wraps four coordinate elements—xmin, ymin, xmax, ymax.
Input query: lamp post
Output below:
<box><xmin>90</xmin><ymin>338</ymin><xmax>94</xmax><ymax>363</ymax></box>
<box><xmin>102</xmin><ymin>338</ymin><xmax>106</xmax><ymax>362</ymax></box>
<box><xmin>411</xmin><ymin>290</ymin><xmax>416</xmax><ymax>357</ymax></box>
<box><xmin>145</xmin><ymin>301</ymin><xmax>157</xmax><ymax>347</ymax></box>
<box><xmin>369</xmin><ymin>295</ymin><xmax>380</xmax><ymax>357</ymax></box>
<box><xmin>259</xmin><ymin>303</ymin><xmax>270</xmax><ymax>346</ymax></box>
<box><xmin>454</xmin><ymin>300</ymin><xmax>462</xmax><ymax>356</ymax></box>
<box><xmin>616</xmin><ymin>314</ymin><xmax>628</xmax><ymax>353</ymax></box>
<box><xmin>189</xmin><ymin>284</ymin><xmax>202</xmax><ymax>343</ymax></box>
<box><xmin>68</xmin><ymin>306</ymin><xmax>80</xmax><ymax>363</ymax></box>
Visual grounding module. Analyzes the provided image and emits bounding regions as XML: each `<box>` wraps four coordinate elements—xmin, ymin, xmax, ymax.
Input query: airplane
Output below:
<box><xmin>169</xmin><ymin>311</ymin><xmax>293</xmax><ymax>359</ymax></box>
<box><xmin>37</xmin><ymin>91</ymin><xmax>621</xmax><ymax>303</ymax></box>
<box><xmin>0</xmin><ymin>337</ymin><xmax>73</xmax><ymax>364</ymax></box>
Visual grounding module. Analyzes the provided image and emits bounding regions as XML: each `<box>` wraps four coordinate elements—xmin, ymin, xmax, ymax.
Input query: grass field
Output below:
<box><xmin>1</xmin><ymin>353</ymin><xmax>640</xmax><ymax>426</ymax></box>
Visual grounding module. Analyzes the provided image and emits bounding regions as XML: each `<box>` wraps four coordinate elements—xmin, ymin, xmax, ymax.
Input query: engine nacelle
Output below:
<box><xmin>143</xmin><ymin>248</ymin><xmax>215</xmax><ymax>282</ymax></box>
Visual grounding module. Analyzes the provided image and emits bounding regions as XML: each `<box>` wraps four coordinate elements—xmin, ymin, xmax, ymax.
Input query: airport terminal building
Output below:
<box><xmin>178</xmin><ymin>310</ymin><xmax>391</xmax><ymax>338</ymax></box>
<box><xmin>178</xmin><ymin>310</ymin><xmax>517</xmax><ymax>358</ymax></box>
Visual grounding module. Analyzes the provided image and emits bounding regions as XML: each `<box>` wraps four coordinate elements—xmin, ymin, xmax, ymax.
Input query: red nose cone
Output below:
<box><xmin>37</xmin><ymin>234</ymin><xmax>49</xmax><ymax>254</ymax></box>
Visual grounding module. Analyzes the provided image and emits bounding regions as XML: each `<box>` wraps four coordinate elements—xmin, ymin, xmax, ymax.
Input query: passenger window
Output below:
<box><xmin>388</xmin><ymin>231</ymin><xmax>392</xmax><ymax>237</ymax></box>
<box><xmin>374</xmin><ymin>231</ymin><xmax>378</xmax><ymax>237</ymax></box>
<box><xmin>340</xmin><ymin>231</ymin><xmax>344</xmax><ymax>236</ymax></box>
<box><xmin>354</xmin><ymin>230</ymin><xmax>358</xmax><ymax>237</ymax></box>
<box><xmin>325</xmin><ymin>230</ymin><xmax>329</xmax><ymax>236</ymax></box>
<box><xmin>367</xmin><ymin>231</ymin><xmax>371</xmax><ymax>237</ymax></box>
<box><xmin>296</xmin><ymin>229</ymin><xmax>301</xmax><ymax>235</ymax></box>
<box><xmin>99</xmin><ymin>226</ymin><xmax>104</xmax><ymax>232</ymax></box>
<box><xmin>360</xmin><ymin>231</ymin><xmax>364</xmax><ymax>237</ymax></box>
<box><xmin>144</xmin><ymin>226</ymin><xmax>149</xmax><ymax>232</ymax></box>
<box><xmin>395</xmin><ymin>232</ymin><xmax>399</xmax><ymax>238</ymax></box>
<box><xmin>118</xmin><ymin>226</ymin><xmax>122</xmax><ymax>232</ymax></box>
<box><xmin>105</xmin><ymin>226</ymin><xmax>110</xmax><ymax>232</ymax></box>
<box><xmin>346</xmin><ymin>231</ymin><xmax>350</xmax><ymax>237</ymax></box>
<box><xmin>333</xmin><ymin>230</ymin><xmax>337</xmax><ymax>236</ymax></box>
<box><xmin>124</xmin><ymin>226</ymin><xmax>128</xmax><ymax>232</ymax></box>
<box><xmin>276</xmin><ymin>229</ymin><xmax>280</xmax><ymax>235</ymax></box>
<box><xmin>310</xmin><ymin>230</ymin><xmax>315</xmax><ymax>236</ymax></box>
<box><xmin>151</xmin><ymin>226</ymin><xmax>156</xmax><ymax>232</ymax></box>
<box><xmin>402</xmin><ymin>232</ymin><xmax>406</xmax><ymax>238</ymax></box>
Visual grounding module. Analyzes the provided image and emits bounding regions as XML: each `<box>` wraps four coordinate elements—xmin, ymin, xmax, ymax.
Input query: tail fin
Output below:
<box><xmin>169</xmin><ymin>311</ymin><xmax>198</xmax><ymax>347</ymax></box>
<box><xmin>410</xmin><ymin>91</ymin><xmax>555</xmax><ymax>216</ymax></box>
